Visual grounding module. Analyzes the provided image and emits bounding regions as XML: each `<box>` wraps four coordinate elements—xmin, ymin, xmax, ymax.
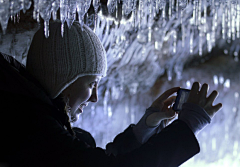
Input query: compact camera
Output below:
<box><xmin>172</xmin><ymin>88</ymin><xmax>191</xmax><ymax>112</ymax></box>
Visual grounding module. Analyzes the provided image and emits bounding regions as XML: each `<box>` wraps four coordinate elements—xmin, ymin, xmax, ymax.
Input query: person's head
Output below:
<box><xmin>26</xmin><ymin>21</ymin><xmax>107</xmax><ymax>122</ymax></box>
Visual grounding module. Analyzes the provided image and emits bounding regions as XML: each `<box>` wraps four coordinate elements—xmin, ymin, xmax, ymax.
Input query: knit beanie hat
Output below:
<box><xmin>26</xmin><ymin>21</ymin><xmax>107</xmax><ymax>99</ymax></box>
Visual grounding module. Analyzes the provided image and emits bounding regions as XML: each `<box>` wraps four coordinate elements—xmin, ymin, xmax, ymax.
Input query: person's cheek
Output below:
<box><xmin>82</xmin><ymin>88</ymin><xmax>92</xmax><ymax>102</ymax></box>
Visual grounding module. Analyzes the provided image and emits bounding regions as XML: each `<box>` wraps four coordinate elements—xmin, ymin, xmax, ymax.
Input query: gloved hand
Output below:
<box><xmin>146</xmin><ymin>87</ymin><xmax>180</xmax><ymax>127</ymax></box>
<box><xmin>186</xmin><ymin>82</ymin><xmax>222</xmax><ymax>118</ymax></box>
<box><xmin>178</xmin><ymin>82</ymin><xmax>222</xmax><ymax>135</ymax></box>
<box><xmin>133</xmin><ymin>87</ymin><xmax>179</xmax><ymax>144</ymax></box>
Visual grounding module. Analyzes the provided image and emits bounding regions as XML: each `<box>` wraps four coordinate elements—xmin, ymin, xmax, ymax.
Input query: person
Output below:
<box><xmin>0</xmin><ymin>20</ymin><xmax>222</xmax><ymax>167</ymax></box>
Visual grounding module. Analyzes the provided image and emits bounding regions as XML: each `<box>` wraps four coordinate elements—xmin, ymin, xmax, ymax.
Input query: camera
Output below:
<box><xmin>172</xmin><ymin>88</ymin><xmax>190</xmax><ymax>112</ymax></box>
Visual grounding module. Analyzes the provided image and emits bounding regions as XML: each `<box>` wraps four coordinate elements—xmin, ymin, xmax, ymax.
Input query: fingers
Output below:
<box><xmin>189</xmin><ymin>82</ymin><xmax>200</xmax><ymax>96</ymax></box>
<box><xmin>167</xmin><ymin>111</ymin><xmax>177</xmax><ymax>122</ymax></box>
<box><xmin>206</xmin><ymin>90</ymin><xmax>221</xmax><ymax>117</ymax></box>
<box><xmin>165</xmin><ymin>108</ymin><xmax>177</xmax><ymax>118</ymax></box>
<box><xmin>158</xmin><ymin>87</ymin><xmax>180</xmax><ymax>102</ymax></box>
<box><xmin>199</xmin><ymin>83</ymin><xmax>209</xmax><ymax>98</ymax></box>
<box><xmin>213</xmin><ymin>103</ymin><xmax>222</xmax><ymax>113</ymax></box>
<box><xmin>207</xmin><ymin>90</ymin><xmax>218</xmax><ymax>105</ymax></box>
<box><xmin>208</xmin><ymin>103</ymin><xmax>222</xmax><ymax>118</ymax></box>
<box><xmin>151</xmin><ymin>87</ymin><xmax>180</xmax><ymax>110</ymax></box>
<box><xmin>164</xmin><ymin>96</ymin><xmax>176</xmax><ymax>106</ymax></box>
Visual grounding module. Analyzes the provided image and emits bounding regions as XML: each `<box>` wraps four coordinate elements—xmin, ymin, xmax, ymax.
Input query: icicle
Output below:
<box><xmin>67</xmin><ymin>0</ymin><xmax>77</xmax><ymax>28</ymax></box>
<box><xmin>231</xmin><ymin>1</ymin><xmax>237</xmax><ymax>40</ymax></box>
<box><xmin>190</xmin><ymin>28</ymin><xmax>194</xmax><ymax>54</ymax></box>
<box><xmin>36</xmin><ymin>10</ymin><xmax>40</xmax><ymax>23</ymax></box>
<box><xmin>169</xmin><ymin>0</ymin><xmax>172</xmax><ymax>17</ymax></box>
<box><xmin>198</xmin><ymin>0</ymin><xmax>202</xmax><ymax>26</ymax></box>
<box><xmin>155</xmin><ymin>41</ymin><xmax>159</xmax><ymax>50</ymax></box>
<box><xmin>132</xmin><ymin>0</ymin><xmax>137</xmax><ymax>30</ymax></box>
<box><xmin>115</xmin><ymin>1</ymin><xmax>118</xmax><ymax>19</ymax></box>
<box><xmin>76</xmin><ymin>2</ymin><xmax>84</xmax><ymax>30</ymax></box>
<box><xmin>167</xmin><ymin>66</ymin><xmax>173</xmax><ymax>81</ymax></box>
<box><xmin>0</xmin><ymin>0</ymin><xmax>10</xmax><ymax>34</ymax></box>
<box><xmin>186</xmin><ymin>80</ymin><xmax>191</xmax><ymax>89</ymax></box>
<box><xmin>179</xmin><ymin>0</ymin><xmax>188</xmax><ymax>9</ymax></box>
<box><xmin>171</xmin><ymin>0</ymin><xmax>175</xmax><ymax>17</ymax></box>
<box><xmin>172</xmin><ymin>30</ymin><xmax>177</xmax><ymax>53</ymax></box>
<box><xmin>39</xmin><ymin>0</ymin><xmax>52</xmax><ymax>38</ymax></box>
<box><xmin>107</xmin><ymin>106</ymin><xmax>112</xmax><ymax>118</ymax></box>
<box><xmin>22</xmin><ymin>0</ymin><xmax>26</xmax><ymax>14</ymax></box>
<box><xmin>174</xmin><ymin>63</ymin><xmax>183</xmax><ymax>80</ymax></box>
<box><xmin>213</xmin><ymin>75</ymin><xmax>218</xmax><ymax>85</ymax></box>
<box><xmin>107</xmin><ymin>0</ymin><xmax>117</xmax><ymax>14</ymax></box>
<box><xmin>76</xmin><ymin>0</ymin><xmax>91</xmax><ymax>29</ymax></box>
<box><xmin>52</xmin><ymin>0</ymin><xmax>60</xmax><ymax>21</ymax></box>
<box><xmin>93</xmin><ymin>0</ymin><xmax>100</xmax><ymax>12</ymax></box>
<box><xmin>148</xmin><ymin>27</ymin><xmax>152</xmax><ymax>42</ymax></box>
<box><xmin>181</xmin><ymin>24</ymin><xmax>186</xmax><ymax>48</ymax></box>
<box><xmin>129</xmin><ymin>83</ymin><xmax>139</xmax><ymax>95</ymax></box>
<box><xmin>17</xmin><ymin>12</ymin><xmax>20</xmax><ymax>23</ymax></box>
<box><xmin>93</xmin><ymin>0</ymin><xmax>100</xmax><ymax>32</ymax></box>
<box><xmin>219</xmin><ymin>75</ymin><xmax>224</xmax><ymax>85</ymax></box>
<box><xmin>179</xmin><ymin>0</ymin><xmax>187</xmax><ymax>25</ymax></box>
<box><xmin>176</xmin><ymin>0</ymin><xmax>179</xmax><ymax>19</ymax></box>
<box><xmin>162</xmin><ymin>0</ymin><xmax>166</xmax><ymax>20</ymax></box>
<box><xmin>227</xmin><ymin>2</ymin><xmax>231</xmax><ymax>42</ymax></box>
<box><xmin>192</xmin><ymin>0</ymin><xmax>196</xmax><ymax>25</ymax></box>
<box><xmin>61</xmin><ymin>22</ymin><xmax>64</xmax><ymax>37</ymax></box>
<box><xmin>147</xmin><ymin>0</ymin><xmax>153</xmax><ymax>24</ymax></box>
<box><xmin>33</xmin><ymin>10</ymin><xmax>37</xmax><ymax>20</ymax></box>
<box><xmin>10</xmin><ymin>1</ymin><xmax>14</xmax><ymax>19</ymax></box>
<box><xmin>138</xmin><ymin>0</ymin><xmax>143</xmax><ymax>30</ymax></box>
<box><xmin>103</xmin><ymin>89</ymin><xmax>109</xmax><ymax>115</ymax></box>
<box><xmin>207</xmin><ymin>33</ymin><xmax>212</xmax><ymax>52</ymax></box>
<box><xmin>180</xmin><ymin>9</ymin><xmax>184</xmax><ymax>25</ymax></box>
<box><xmin>122</xmin><ymin>0</ymin><xmax>129</xmax><ymax>15</ymax></box>
<box><xmin>23</xmin><ymin>0</ymin><xmax>32</xmax><ymax>13</ymax></box>
<box><xmin>44</xmin><ymin>20</ymin><xmax>49</xmax><ymax>38</ymax></box>
<box><xmin>10</xmin><ymin>15</ymin><xmax>13</xmax><ymax>22</ymax></box>
<box><xmin>224</xmin><ymin>79</ymin><xmax>230</xmax><ymax>88</ymax></box>
<box><xmin>222</xmin><ymin>5</ymin><xmax>226</xmax><ymax>39</ymax></box>
<box><xmin>199</xmin><ymin>28</ymin><xmax>203</xmax><ymax>56</ymax></box>
<box><xmin>237</xmin><ymin>4</ymin><xmax>240</xmax><ymax>38</ymax></box>
<box><xmin>212</xmin><ymin>22</ymin><xmax>216</xmax><ymax>46</ymax></box>
<box><xmin>33</xmin><ymin>0</ymin><xmax>39</xmax><ymax>20</ymax></box>
<box><xmin>234</xmin><ymin>51</ymin><xmax>239</xmax><ymax>62</ymax></box>
<box><xmin>142</xmin><ymin>44</ymin><xmax>146</xmax><ymax>56</ymax></box>
<box><xmin>203</xmin><ymin>0</ymin><xmax>207</xmax><ymax>33</ymax></box>
<box><xmin>60</xmin><ymin>0</ymin><xmax>67</xmax><ymax>36</ymax></box>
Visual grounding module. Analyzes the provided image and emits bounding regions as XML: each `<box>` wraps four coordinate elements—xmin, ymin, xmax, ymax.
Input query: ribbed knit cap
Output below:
<box><xmin>26</xmin><ymin>21</ymin><xmax>107</xmax><ymax>99</ymax></box>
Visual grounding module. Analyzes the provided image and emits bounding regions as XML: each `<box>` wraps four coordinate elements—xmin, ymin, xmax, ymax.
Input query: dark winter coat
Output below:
<box><xmin>0</xmin><ymin>53</ymin><xmax>200</xmax><ymax>167</ymax></box>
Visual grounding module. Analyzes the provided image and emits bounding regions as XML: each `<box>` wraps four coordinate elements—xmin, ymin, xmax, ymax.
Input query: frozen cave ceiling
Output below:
<box><xmin>0</xmin><ymin>0</ymin><xmax>239</xmax><ymax>102</ymax></box>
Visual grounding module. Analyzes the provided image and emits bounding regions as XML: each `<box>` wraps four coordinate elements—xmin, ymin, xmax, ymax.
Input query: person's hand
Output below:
<box><xmin>146</xmin><ymin>87</ymin><xmax>180</xmax><ymax>127</ymax></box>
<box><xmin>186</xmin><ymin>82</ymin><xmax>222</xmax><ymax>118</ymax></box>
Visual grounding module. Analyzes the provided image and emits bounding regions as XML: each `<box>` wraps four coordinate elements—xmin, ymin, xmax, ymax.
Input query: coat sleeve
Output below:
<box><xmin>15</xmin><ymin>113</ymin><xmax>199</xmax><ymax>167</ymax></box>
<box><xmin>2</xmin><ymin>91</ymin><xmax>200</xmax><ymax>167</ymax></box>
<box><xmin>105</xmin><ymin>124</ymin><xmax>142</xmax><ymax>156</ymax></box>
<box><xmin>105</xmin><ymin>121</ymin><xmax>200</xmax><ymax>167</ymax></box>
